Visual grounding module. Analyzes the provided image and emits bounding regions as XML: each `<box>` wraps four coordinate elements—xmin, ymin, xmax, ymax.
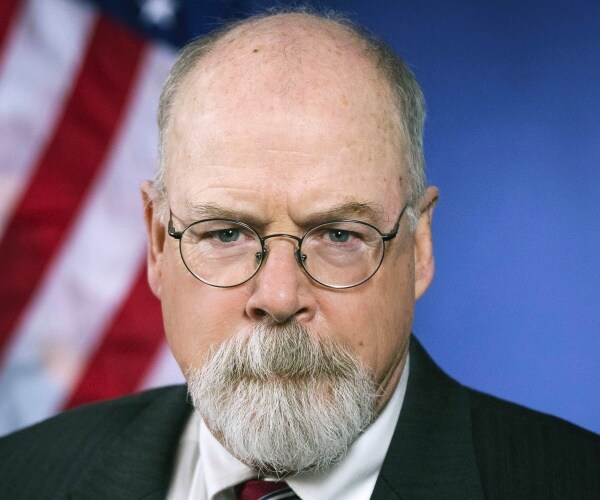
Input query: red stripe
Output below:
<box><xmin>63</xmin><ymin>266</ymin><xmax>165</xmax><ymax>409</ymax></box>
<box><xmin>0</xmin><ymin>0</ymin><xmax>22</xmax><ymax>60</ymax></box>
<box><xmin>0</xmin><ymin>15</ymin><xmax>147</xmax><ymax>357</ymax></box>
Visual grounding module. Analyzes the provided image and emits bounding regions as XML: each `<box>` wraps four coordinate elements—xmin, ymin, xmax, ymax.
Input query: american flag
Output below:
<box><xmin>0</xmin><ymin>0</ymin><xmax>262</xmax><ymax>435</ymax></box>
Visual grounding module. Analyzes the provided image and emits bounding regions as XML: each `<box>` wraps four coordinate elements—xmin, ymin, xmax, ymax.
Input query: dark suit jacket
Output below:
<box><xmin>0</xmin><ymin>337</ymin><xmax>599</xmax><ymax>499</ymax></box>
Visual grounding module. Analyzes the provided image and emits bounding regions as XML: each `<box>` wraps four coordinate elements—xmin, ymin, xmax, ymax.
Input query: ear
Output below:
<box><xmin>414</xmin><ymin>186</ymin><xmax>439</xmax><ymax>300</ymax></box>
<box><xmin>141</xmin><ymin>180</ymin><xmax>166</xmax><ymax>299</ymax></box>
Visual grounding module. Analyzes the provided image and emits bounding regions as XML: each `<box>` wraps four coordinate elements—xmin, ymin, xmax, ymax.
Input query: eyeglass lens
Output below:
<box><xmin>178</xmin><ymin>219</ymin><xmax>385</xmax><ymax>288</ymax></box>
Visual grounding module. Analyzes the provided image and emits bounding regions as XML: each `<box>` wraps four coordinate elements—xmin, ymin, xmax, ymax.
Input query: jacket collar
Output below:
<box><xmin>69</xmin><ymin>386</ymin><xmax>192</xmax><ymax>500</ymax></box>
<box><xmin>371</xmin><ymin>336</ymin><xmax>485</xmax><ymax>499</ymax></box>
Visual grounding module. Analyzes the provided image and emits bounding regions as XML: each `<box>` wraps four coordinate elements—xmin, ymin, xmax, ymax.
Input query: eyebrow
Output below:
<box><xmin>179</xmin><ymin>201</ymin><xmax>387</xmax><ymax>229</ymax></box>
<box><xmin>183</xmin><ymin>203</ymin><xmax>248</xmax><ymax>222</ymax></box>
<box><xmin>302</xmin><ymin>202</ymin><xmax>386</xmax><ymax>228</ymax></box>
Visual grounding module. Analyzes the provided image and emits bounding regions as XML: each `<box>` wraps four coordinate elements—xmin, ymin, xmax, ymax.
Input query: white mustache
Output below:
<box><xmin>205</xmin><ymin>321</ymin><xmax>367</xmax><ymax>379</ymax></box>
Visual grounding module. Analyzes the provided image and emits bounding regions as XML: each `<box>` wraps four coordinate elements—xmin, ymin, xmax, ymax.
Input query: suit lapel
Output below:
<box><xmin>371</xmin><ymin>337</ymin><xmax>485</xmax><ymax>500</ymax></box>
<box><xmin>69</xmin><ymin>386</ymin><xmax>192</xmax><ymax>500</ymax></box>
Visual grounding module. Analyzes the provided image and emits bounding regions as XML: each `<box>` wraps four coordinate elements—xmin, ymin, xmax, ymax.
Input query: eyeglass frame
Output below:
<box><xmin>167</xmin><ymin>203</ymin><xmax>408</xmax><ymax>289</ymax></box>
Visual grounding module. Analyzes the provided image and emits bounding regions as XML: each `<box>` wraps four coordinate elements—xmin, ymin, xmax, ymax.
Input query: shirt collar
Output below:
<box><xmin>199</xmin><ymin>420</ymin><xmax>255</xmax><ymax>499</ymax></box>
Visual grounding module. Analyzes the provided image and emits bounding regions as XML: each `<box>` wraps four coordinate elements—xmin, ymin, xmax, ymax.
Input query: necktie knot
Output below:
<box><xmin>236</xmin><ymin>479</ymin><xmax>299</xmax><ymax>500</ymax></box>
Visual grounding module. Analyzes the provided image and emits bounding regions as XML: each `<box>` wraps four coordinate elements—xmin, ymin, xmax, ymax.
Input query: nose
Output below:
<box><xmin>245</xmin><ymin>237</ymin><xmax>315</xmax><ymax>324</ymax></box>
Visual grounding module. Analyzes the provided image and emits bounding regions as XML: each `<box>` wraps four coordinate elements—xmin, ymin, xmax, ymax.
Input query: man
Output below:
<box><xmin>0</xmin><ymin>10</ymin><xmax>599</xmax><ymax>500</ymax></box>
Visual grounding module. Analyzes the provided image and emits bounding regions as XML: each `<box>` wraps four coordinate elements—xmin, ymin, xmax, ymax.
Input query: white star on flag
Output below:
<box><xmin>139</xmin><ymin>0</ymin><xmax>177</xmax><ymax>27</ymax></box>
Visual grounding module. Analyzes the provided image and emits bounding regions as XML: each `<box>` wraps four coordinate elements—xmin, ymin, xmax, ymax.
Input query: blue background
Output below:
<box><xmin>97</xmin><ymin>0</ymin><xmax>600</xmax><ymax>433</ymax></box>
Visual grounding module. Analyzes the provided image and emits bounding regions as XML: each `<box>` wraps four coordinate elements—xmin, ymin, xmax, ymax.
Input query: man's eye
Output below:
<box><xmin>328</xmin><ymin>229</ymin><xmax>351</xmax><ymax>243</ymax></box>
<box><xmin>216</xmin><ymin>229</ymin><xmax>240</xmax><ymax>242</ymax></box>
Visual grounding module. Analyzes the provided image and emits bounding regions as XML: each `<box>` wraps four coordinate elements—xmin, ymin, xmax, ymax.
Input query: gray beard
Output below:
<box><xmin>186</xmin><ymin>321</ymin><xmax>377</xmax><ymax>476</ymax></box>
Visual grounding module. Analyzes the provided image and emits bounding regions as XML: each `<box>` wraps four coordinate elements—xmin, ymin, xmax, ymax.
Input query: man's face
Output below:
<box><xmin>144</xmin><ymin>19</ymin><xmax>435</xmax><ymax>413</ymax></box>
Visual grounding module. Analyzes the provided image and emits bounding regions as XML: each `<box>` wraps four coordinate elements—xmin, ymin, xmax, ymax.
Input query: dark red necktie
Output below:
<box><xmin>236</xmin><ymin>479</ymin><xmax>299</xmax><ymax>500</ymax></box>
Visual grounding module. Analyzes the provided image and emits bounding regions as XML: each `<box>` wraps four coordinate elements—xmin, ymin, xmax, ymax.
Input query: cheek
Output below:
<box><xmin>322</xmin><ymin>253</ymin><xmax>414</xmax><ymax>383</ymax></box>
<box><xmin>159</xmin><ymin>252</ymin><xmax>248</xmax><ymax>371</ymax></box>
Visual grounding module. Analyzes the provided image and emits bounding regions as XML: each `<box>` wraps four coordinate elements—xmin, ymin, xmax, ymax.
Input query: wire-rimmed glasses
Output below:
<box><xmin>167</xmin><ymin>204</ymin><xmax>407</xmax><ymax>289</ymax></box>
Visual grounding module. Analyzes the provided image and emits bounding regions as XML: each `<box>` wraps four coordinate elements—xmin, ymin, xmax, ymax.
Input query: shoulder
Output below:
<box><xmin>467</xmin><ymin>387</ymin><xmax>600</xmax><ymax>449</ymax></box>
<box><xmin>405</xmin><ymin>336</ymin><xmax>600</xmax><ymax>497</ymax></box>
<box><xmin>0</xmin><ymin>385</ymin><xmax>187</xmax><ymax>445</ymax></box>
<box><xmin>466</xmin><ymin>387</ymin><xmax>600</xmax><ymax>497</ymax></box>
<box><xmin>0</xmin><ymin>385</ymin><xmax>190</xmax><ymax>495</ymax></box>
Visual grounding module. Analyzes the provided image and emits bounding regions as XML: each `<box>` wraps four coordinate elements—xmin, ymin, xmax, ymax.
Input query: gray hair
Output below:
<box><xmin>187</xmin><ymin>320</ymin><xmax>376</xmax><ymax>475</ymax></box>
<box><xmin>155</xmin><ymin>10</ymin><xmax>426</xmax><ymax>230</ymax></box>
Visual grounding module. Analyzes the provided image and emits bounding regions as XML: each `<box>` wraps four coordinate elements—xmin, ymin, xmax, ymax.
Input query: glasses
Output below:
<box><xmin>167</xmin><ymin>204</ymin><xmax>407</xmax><ymax>289</ymax></box>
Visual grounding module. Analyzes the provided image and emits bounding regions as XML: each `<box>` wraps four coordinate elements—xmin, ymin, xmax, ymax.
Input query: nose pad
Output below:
<box><xmin>255</xmin><ymin>249</ymin><xmax>265</xmax><ymax>264</ymax></box>
<box><xmin>294</xmin><ymin>248</ymin><xmax>306</xmax><ymax>266</ymax></box>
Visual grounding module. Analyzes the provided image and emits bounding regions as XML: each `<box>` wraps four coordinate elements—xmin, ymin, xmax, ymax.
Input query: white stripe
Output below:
<box><xmin>0</xmin><ymin>0</ymin><xmax>95</xmax><ymax>240</ymax></box>
<box><xmin>139</xmin><ymin>342</ymin><xmax>185</xmax><ymax>391</ymax></box>
<box><xmin>263</xmin><ymin>490</ymin><xmax>298</xmax><ymax>500</ymax></box>
<box><xmin>0</xmin><ymin>43</ymin><xmax>175</xmax><ymax>434</ymax></box>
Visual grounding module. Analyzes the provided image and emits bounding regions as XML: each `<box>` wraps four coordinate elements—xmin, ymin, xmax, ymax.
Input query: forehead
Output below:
<box><xmin>165</xmin><ymin>15</ymin><xmax>405</xmax><ymax>216</ymax></box>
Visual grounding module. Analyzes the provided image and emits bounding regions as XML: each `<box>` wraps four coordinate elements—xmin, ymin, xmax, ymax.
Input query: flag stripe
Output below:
<box><xmin>0</xmin><ymin>0</ymin><xmax>184</xmax><ymax>436</ymax></box>
<box><xmin>0</xmin><ymin>0</ymin><xmax>95</xmax><ymax>240</ymax></box>
<box><xmin>0</xmin><ymin>42</ymin><xmax>174</xmax><ymax>432</ymax></box>
<box><xmin>63</xmin><ymin>265</ymin><xmax>164</xmax><ymax>409</ymax></box>
<box><xmin>0</xmin><ymin>15</ymin><xmax>146</xmax><ymax>357</ymax></box>
<box><xmin>0</xmin><ymin>0</ymin><xmax>22</xmax><ymax>59</ymax></box>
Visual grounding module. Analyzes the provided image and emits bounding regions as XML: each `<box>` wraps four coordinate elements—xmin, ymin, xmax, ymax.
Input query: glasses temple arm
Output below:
<box><xmin>381</xmin><ymin>203</ymin><xmax>408</xmax><ymax>241</ymax></box>
<box><xmin>167</xmin><ymin>211</ymin><xmax>183</xmax><ymax>239</ymax></box>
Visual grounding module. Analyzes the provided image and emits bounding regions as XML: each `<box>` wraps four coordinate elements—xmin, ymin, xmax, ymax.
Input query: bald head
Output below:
<box><xmin>156</xmin><ymin>11</ymin><xmax>426</xmax><ymax>227</ymax></box>
<box><xmin>190</xmin><ymin>14</ymin><xmax>383</xmax><ymax>110</ymax></box>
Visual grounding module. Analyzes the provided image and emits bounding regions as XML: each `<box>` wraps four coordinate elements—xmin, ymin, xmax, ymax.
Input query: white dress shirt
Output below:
<box><xmin>167</xmin><ymin>355</ymin><xmax>409</xmax><ymax>500</ymax></box>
